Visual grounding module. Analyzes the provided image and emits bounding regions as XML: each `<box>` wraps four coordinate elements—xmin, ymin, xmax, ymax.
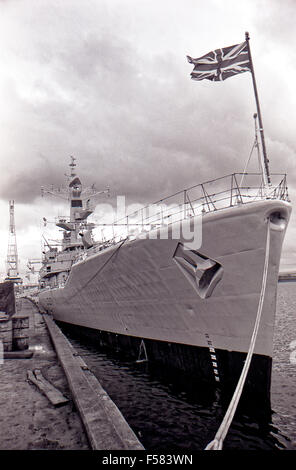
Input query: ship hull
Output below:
<box><xmin>39</xmin><ymin>199</ymin><xmax>291</xmax><ymax>403</ymax></box>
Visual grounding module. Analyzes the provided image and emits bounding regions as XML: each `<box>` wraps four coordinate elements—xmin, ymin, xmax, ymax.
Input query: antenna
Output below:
<box><xmin>69</xmin><ymin>155</ymin><xmax>77</xmax><ymax>177</ymax></box>
<box><xmin>239</xmin><ymin>113</ymin><xmax>267</xmax><ymax>189</ymax></box>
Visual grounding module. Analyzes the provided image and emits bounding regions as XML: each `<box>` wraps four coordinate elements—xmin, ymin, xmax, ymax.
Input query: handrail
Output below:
<box><xmin>42</xmin><ymin>172</ymin><xmax>290</xmax><ymax>273</ymax></box>
<box><xmin>56</xmin><ymin>173</ymin><xmax>288</xmax><ymax>230</ymax></box>
<box><xmin>84</xmin><ymin>172</ymin><xmax>289</xmax><ymax>251</ymax></box>
<box><xmin>112</xmin><ymin>172</ymin><xmax>288</xmax><ymax>224</ymax></box>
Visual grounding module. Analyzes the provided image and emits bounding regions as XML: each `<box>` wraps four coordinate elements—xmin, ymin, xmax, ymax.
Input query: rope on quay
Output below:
<box><xmin>205</xmin><ymin>220</ymin><xmax>271</xmax><ymax>450</ymax></box>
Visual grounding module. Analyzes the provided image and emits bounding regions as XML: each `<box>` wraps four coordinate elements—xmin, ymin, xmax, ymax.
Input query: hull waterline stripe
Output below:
<box><xmin>205</xmin><ymin>334</ymin><xmax>220</xmax><ymax>382</ymax></box>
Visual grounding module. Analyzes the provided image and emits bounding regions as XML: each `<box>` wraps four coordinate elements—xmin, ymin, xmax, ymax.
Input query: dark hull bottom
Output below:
<box><xmin>56</xmin><ymin>320</ymin><xmax>272</xmax><ymax>418</ymax></box>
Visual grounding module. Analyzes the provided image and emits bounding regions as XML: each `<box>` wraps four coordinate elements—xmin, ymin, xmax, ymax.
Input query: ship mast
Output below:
<box><xmin>69</xmin><ymin>155</ymin><xmax>76</xmax><ymax>178</ymax></box>
<box><xmin>41</xmin><ymin>157</ymin><xmax>109</xmax><ymax>250</ymax></box>
<box><xmin>68</xmin><ymin>157</ymin><xmax>83</xmax><ymax>227</ymax></box>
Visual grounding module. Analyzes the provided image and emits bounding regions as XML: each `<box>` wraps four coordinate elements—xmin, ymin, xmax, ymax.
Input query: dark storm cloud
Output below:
<box><xmin>0</xmin><ymin>0</ymin><xmax>261</xmax><ymax>211</ymax></box>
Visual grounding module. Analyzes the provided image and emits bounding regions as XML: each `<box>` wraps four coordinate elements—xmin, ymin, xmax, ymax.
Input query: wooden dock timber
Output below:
<box><xmin>0</xmin><ymin>297</ymin><xmax>89</xmax><ymax>450</ymax></box>
<box><xmin>43</xmin><ymin>314</ymin><xmax>144</xmax><ymax>451</ymax></box>
<box><xmin>27</xmin><ymin>369</ymin><xmax>69</xmax><ymax>407</ymax></box>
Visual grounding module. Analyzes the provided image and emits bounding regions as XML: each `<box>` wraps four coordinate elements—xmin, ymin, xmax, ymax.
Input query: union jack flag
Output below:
<box><xmin>187</xmin><ymin>41</ymin><xmax>251</xmax><ymax>82</ymax></box>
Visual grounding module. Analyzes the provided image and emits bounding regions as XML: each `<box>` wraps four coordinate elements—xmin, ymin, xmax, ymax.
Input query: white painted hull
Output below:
<box><xmin>39</xmin><ymin>199</ymin><xmax>291</xmax><ymax>361</ymax></box>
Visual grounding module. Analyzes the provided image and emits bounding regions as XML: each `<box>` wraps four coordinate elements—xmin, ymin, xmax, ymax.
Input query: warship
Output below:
<box><xmin>39</xmin><ymin>36</ymin><xmax>291</xmax><ymax>407</ymax></box>
<box><xmin>38</xmin><ymin>155</ymin><xmax>291</xmax><ymax>404</ymax></box>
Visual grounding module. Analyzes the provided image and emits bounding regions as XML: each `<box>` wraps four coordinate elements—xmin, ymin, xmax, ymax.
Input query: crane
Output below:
<box><xmin>5</xmin><ymin>200</ymin><xmax>22</xmax><ymax>286</ymax></box>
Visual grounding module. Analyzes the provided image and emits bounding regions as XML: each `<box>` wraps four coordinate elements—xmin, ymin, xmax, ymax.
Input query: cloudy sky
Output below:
<box><xmin>0</xmin><ymin>0</ymin><xmax>295</xmax><ymax>279</ymax></box>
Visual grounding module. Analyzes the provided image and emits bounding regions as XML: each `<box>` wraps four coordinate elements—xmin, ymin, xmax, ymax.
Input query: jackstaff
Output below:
<box><xmin>245</xmin><ymin>31</ymin><xmax>270</xmax><ymax>185</ymax></box>
<box><xmin>187</xmin><ymin>32</ymin><xmax>271</xmax><ymax>185</ymax></box>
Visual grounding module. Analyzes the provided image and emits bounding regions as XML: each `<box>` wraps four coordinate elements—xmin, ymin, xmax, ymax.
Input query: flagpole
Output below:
<box><xmin>245</xmin><ymin>31</ymin><xmax>271</xmax><ymax>185</ymax></box>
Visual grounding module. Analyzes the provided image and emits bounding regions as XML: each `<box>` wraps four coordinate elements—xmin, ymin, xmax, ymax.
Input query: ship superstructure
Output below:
<box><xmin>39</xmin><ymin>157</ymin><xmax>109</xmax><ymax>290</ymax></box>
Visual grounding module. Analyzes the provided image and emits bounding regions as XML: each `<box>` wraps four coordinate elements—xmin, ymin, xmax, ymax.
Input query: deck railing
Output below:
<box><xmin>85</xmin><ymin>172</ymin><xmax>289</xmax><ymax>251</ymax></box>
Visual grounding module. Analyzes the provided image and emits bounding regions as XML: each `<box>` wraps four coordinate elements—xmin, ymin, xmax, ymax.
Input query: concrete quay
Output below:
<box><xmin>43</xmin><ymin>314</ymin><xmax>144</xmax><ymax>450</ymax></box>
<box><xmin>0</xmin><ymin>297</ymin><xmax>89</xmax><ymax>450</ymax></box>
<box><xmin>0</xmin><ymin>297</ymin><xmax>144</xmax><ymax>450</ymax></box>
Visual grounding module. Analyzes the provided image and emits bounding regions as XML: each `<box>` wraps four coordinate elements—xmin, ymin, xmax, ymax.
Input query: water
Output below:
<box><xmin>62</xmin><ymin>282</ymin><xmax>296</xmax><ymax>450</ymax></box>
<box><xmin>270</xmin><ymin>282</ymin><xmax>296</xmax><ymax>449</ymax></box>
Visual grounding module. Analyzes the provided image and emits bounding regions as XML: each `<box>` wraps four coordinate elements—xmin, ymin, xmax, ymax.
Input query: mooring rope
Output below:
<box><xmin>205</xmin><ymin>219</ymin><xmax>271</xmax><ymax>450</ymax></box>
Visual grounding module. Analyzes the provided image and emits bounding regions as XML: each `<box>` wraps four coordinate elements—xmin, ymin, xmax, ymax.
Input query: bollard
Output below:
<box><xmin>12</xmin><ymin>316</ymin><xmax>29</xmax><ymax>351</ymax></box>
<box><xmin>0</xmin><ymin>313</ymin><xmax>13</xmax><ymax>352</ymax></box>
